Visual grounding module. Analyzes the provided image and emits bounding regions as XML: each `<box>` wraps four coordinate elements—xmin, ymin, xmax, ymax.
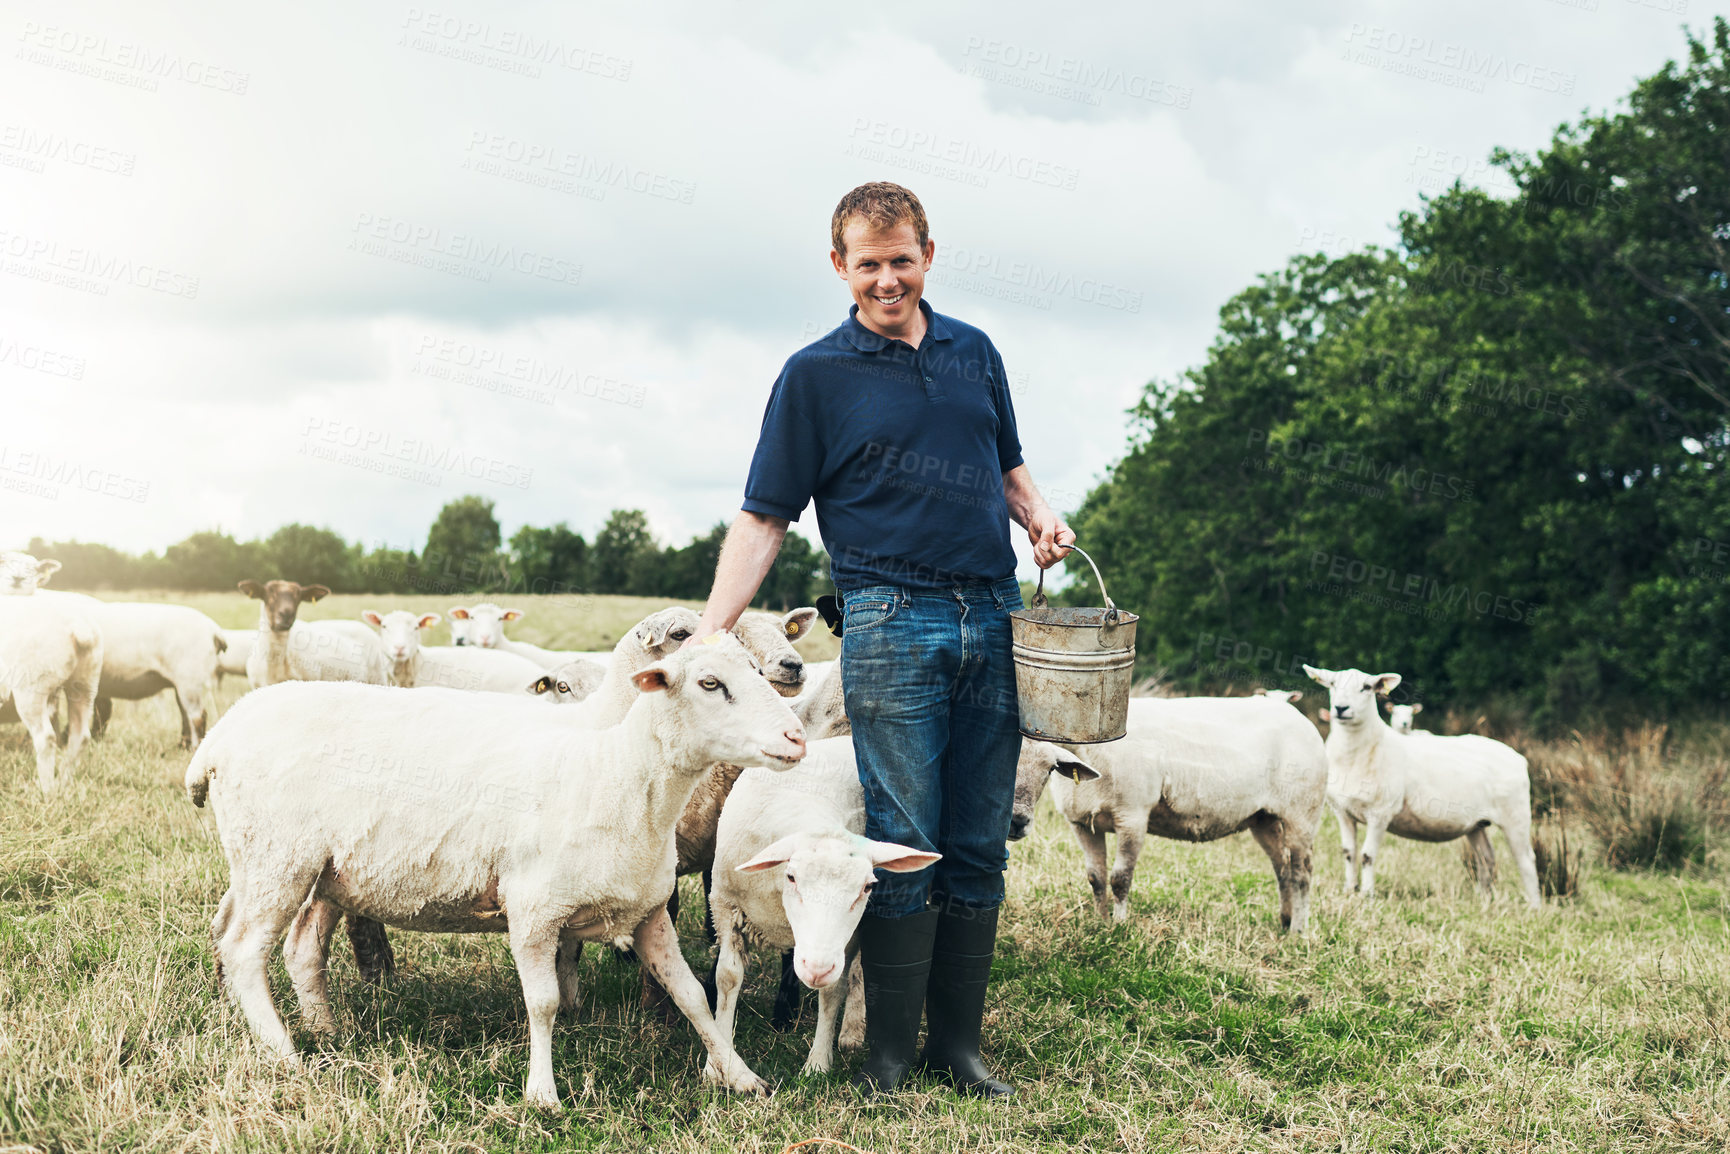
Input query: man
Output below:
<box><xmin>688</xmin><ymin>182</ymin><xmax>1073</xmax><ymax>1097</ymax></box>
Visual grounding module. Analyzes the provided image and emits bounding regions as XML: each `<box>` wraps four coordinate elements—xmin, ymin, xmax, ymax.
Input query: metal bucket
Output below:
<box><xmin>1010</xmin><ymin>545</ymin><xmax>1139</xmax><ymax>744</ymax></box>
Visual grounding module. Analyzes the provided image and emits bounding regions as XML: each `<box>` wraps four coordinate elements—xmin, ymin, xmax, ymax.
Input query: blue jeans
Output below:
<box><xmin>840</xmin><ymin>577</ymin><xmax>1025</xmax><ymax>918</ymax></box>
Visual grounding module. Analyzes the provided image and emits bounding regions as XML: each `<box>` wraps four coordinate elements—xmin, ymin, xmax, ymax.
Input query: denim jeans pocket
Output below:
<box><xmin>843</xmin><ymin>587</ymin><xmax>902</xmax><ymax>634</ymax></box>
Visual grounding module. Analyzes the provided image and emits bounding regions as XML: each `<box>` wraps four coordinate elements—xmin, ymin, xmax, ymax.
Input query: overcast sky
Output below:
<box><xmin>1</xmin><ymin>0</ymin><xmax>1715</xmax><ymax>578</ymax></box>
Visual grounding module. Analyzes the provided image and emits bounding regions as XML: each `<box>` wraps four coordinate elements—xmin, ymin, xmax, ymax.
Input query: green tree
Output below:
<box><xmin>509</xmin><ymin>522</ymin><xmax>589</xmax><ymax>595</ymax></box>
<box><xmin>162</xmin><ymin>531</ymin><xmax>266</xmax><ymax>590</ymax></box>
<box><xmin>590</xmin><ymin>509</ymin><xmax>659</xmax><ymax>595</ymax></box>
<box><xmin>265</xmin><ymin>524</ymin><xmax>355</xmax><ymax>590</ymax></box>
<box><xmin>423</xmin><ymin>495</ymin><xmax>505</xmax><ymax>591</ymax></box>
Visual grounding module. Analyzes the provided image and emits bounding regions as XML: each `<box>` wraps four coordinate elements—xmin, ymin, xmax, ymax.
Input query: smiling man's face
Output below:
<box><xmin>831</xmin><ymin>218</ymin><xmax>935</xmax><ymax>343</ymax></box>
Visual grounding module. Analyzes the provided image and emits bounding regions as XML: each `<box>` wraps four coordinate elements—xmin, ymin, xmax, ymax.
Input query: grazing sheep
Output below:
<box><xmin>710</xmin><ymin>737</ymin><xmax>937</xmax><ymax>1074</ymax></box>
<box><xmin>526</xmin><ymin>659</ymin><xmax>610</xmax><ymax>704</ymax></box>
<box><xmin>185</xmin><ymin>638</ymin><xmax>805</xmax><ymax>1106</ymax></box>
<box><xmin>1386</xmin><ymin>702</ymin><xmax>1424</xmax><ymax>734</ymax></box>
<box><xmin>1010</xmin><ymin>695</ymin><xmax>1328</xmax><ymax>932</ymax></box>
<box><xmin>1304</xmin><ymin>665</ymin><xmax>1540</xmax><ymax>907</ymax></box>
<box><xmin>0</xmin><ymin>594</ymin><xmax>102</xmax><ymax>792</ymax></box>
<box><xmin>361</xmin><ymin>610</ymin><xmax>546</xmax><ymax>693</ymax></box>
<box><xmin>239</xmin><ymin>580</ymin><xmax>389</xmax><ymax>688</ymax></box>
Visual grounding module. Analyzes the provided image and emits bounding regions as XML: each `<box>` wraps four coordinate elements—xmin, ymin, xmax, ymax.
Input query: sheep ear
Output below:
<box><xmin>1411</xmin><ymin>703</ymin><xmax>1423</xmax><ymax>715</ymax></box>
<box><xmin>1053</xmin><ymin>751</ymin><xmax>1099</xmax><ymax>781</ymax></box>
<box><xmin>35</xmin><ymin>559</ymin><xmax>60</xmax><ymax>583</ymax></box>
<box><xmin>502</xmin><ymin>608</ymin><xmax>523</xmax><ymax>622</ymax></box>
<box><xmin>361</xmin><ymin>610</ymin><xmax>383</xmax><ymax>627</ymax></box>
<box><xmin>529</xmin><ymin>675</ymin><xmax>555</xmax><ymax>696</ymax></box>
<box><xmin>300</xmin><ymin>584</ymin><xmax>331</xmax><ymax>603</ymax></box>
<box><xmin>632</xmin><ymin>665</ymin><xmax>672</xmax><ymax>693</ymax></box>
<box><xmin>1373</xmin><ymin>673</ymin><xmax>1402</xmax><ymax>697</ymax></box>
<box><xmin>1284</xmin><ymin>690</ymin><xmax>1303</xmax><ymax>704</ymax></box>
<box><xmin>449</xmin><ymin>606</ymin><xmax>471</xmax><ymax>620</ymax></box>
<box><xmin>1302</xmin><ymin>664</ymin><xmax>1334</xmax><ymax>687</ymax></box>
<box><xmin>781</xmin><ymin>607</ymin><xmax>818</xmax><ymax>640</ymax></box>
<box><xmin>238</xmin><ymin>580</ymin><xmax>264</xmax><ymax>599</ymax></box>
<box><xmin>865</xmin><ymin>840</ymin><xmax>941</xmax><ymax>873</ymax></box>
<box><xmin>737</xmin><ymin>834</ymin><xmax>802</xmax><ymax>872</ymax></box>
<box><xmin>417</xmin><ymin>613</ymin><xmax>441</xmax><ymax>629</ymax></box>
<box><xmin>639</xmin><ymin>612</ymin><xmax>677</xmax><ymax>648</ymax></box>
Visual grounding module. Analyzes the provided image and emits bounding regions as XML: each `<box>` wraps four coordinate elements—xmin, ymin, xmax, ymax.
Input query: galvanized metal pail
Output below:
<box><xmin>1010</xmin><ymin>544</ymin><xmax>1139</xmax><ymax>744</ymax></box>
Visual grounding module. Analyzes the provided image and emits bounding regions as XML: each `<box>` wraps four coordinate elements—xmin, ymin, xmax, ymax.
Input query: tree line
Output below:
<box><xmin>24</xmin><ymin>496</ymin><xmax>829</xmax><ymax>611</ymax></box>
<box><xmin>1057</xmin><ymin>20</ymin><xmax>1730</xmax><ymax>724</ymax></box>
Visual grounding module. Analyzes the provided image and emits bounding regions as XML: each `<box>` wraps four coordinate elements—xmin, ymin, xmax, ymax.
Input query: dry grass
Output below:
<box><xmin>1</xmin><ymin>595</ymin><xmax>1727</xmax><ymax>1152</ymax></box>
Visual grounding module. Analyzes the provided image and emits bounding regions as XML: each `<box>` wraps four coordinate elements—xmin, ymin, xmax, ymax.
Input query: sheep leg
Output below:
<box><xmin>771</xmin><ymin>949</ymin><xmax>802</xmax><ymax>1030</ymax></box>
<box><xmin>14</xmin><ymin>688</ymin><xmax>60</xmax><ymax>793</ymax></box>
<box><xmin>1465</xmin><ymin>826</ymin><xmax>1497</xmax><ymax>895</ymax></box>
<box><xmin>1070</xmin><ymin>821</ymin><xmax>1113</xmax><ymax>919</ymax></box>
<box><xmin>60</xmin><ymin>681</ymin><xmax>95</xmax><ymax>769</ymax></box>
<box><xmin>1358</xmin><ymin>816</ymin><xmax>1390</xmax><ymax>899</ymax></box>
<box><xmin>1286</xmin><ymin>828</ymin><xmax>1314</xmax><ymax>934</ymax></box>
<box><xmin>710</xmin><ymin>913</ymin><xmax>747</xmax><ymax>1054</ymax></box>
<box><xmin>1109</xmin><ymin>819</ymin><xmax>1149</xmax><ymax>922</ymax></box>
<box><xmin>91</xmin><ymin>696</ymin><xmax>112</xmax><ymax>739</ymax></box>
<box><xmin>1498</xmin><ymin>814</ymin><xmax>1542</xmax><ymax>908</ymax></box>
<box><xmin>283</xmin><ymin>895</ymin><xmax>340</xmax><ymax>1036</ymax></box>
<box><xmin>1249</xmin><ymin>815</ymin><xmax>1295</xmax><ymax>933</ymax></box>
<box><xmin>344</xmin><ymin>916</ymin><xmax>396</xmax><ymax>983</ymax></box>
<box><xmin>556</xmin><ymin>931</ymin><xmax>584</xmax><ymax>1013</ymax></box>
<box><xmin>837</xmin><ymin>948</ymin><xmax>865</xmax><ymax>1051</ymax></box>
<box><xmin>173</xmin><ymin>684</ymin><xmax>208</xmax><ymax>751</ymax></box>
<box><xmin>506</xmin><ymin>920</ymin><xmax>563</xmax><ymax>1109</ymax></box>
<box><xmin>1331</xmin><ymin>801</ymin><xmax>1360</xmax><ymax>893</ymax></box>
<box><xmin>803</xmin><ymin>968</ymin><xmax>845</xmax><ymax>1075</ymax></box>
<box><xmin>702</xmin><ymin>866</ymin><xmax>718</xmax><ymax>944</ymax></box>
<box><xmin>632</xmin><ymin>906</ymin><xmax>767</xmax><ymax>1095</ymax></box>
<box><xmin>217</xmin><ymin>885</ymin><xmax>311</xmax><ymax>1064</ymax></box>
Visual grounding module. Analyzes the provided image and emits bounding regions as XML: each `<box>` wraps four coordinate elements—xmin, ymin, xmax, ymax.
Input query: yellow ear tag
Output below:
<box><xmin>701</xmin><ymin>632</ymin><xmax>725</xmax><ymax>645</ymax></box>
<box><xmin>787</xmin><ymin>622</ymin><xmax>800</xmax><ymax>635</ymax></box>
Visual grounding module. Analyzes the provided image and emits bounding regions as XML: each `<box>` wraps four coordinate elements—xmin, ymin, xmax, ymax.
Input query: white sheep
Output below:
<box><xmin>525</xmin><ymin>660</ymin><xmax>610</xmax><ymax>704</ymax></box>
<box><xmin>1385</xmin><ymin>702</ymin><xmax>1424</xmax><ymax>734</ymax></box>
<box><xmin>184</xmin><ymin>638</ymin><xmax>807</xmax><ymax>1106</ymax></box>
<box><xmin>0</xmin><ymin>551</ymin><xmax>60</xmax><ymax>594</ymax></box>
<box><xmin>239</xmin><ymin>580</ymin><xmax>389</xmax><ymax>688</ymax></box>
<box><xmin>361</xmin><ymin>610</ymin><xmax>547</xmax><ymax>694</ymax></box>
<box><xmin>1304</xmin><ymin>665</ymin><xmax>1540</xmax><ymax>906</ymax></box>
<box><xmin>446</xmin><ymin>603</ymin><xmax>581</xmax><ymax>669</ymax></box>
<box><xmin>1253</xmin><ymin>688</ymin><xmax>1304</xmax><ymax>705</ymax></box>
<box><xmin>792</xmin><ymin>661</ymin><xmax>848</xmax><ymax>741</ymax></box>
<box><xmin>1011</xmin><ymin>695</ymin><xmax>1329</xmax><ymax>932</ymax></box>
<box><xmin>0</xmin><ymin>593</ymin><xmax>103</xmax><ymax>792</ymax></box>
<box><xmin>216</xmin><ymin>629</ymin><xmax>254</xmax><ymax>684</ymax></box>
<box><xmin>710</xmin><ymin>737</ymin><xmax>936</xmax><ymax>1074</ymax></box>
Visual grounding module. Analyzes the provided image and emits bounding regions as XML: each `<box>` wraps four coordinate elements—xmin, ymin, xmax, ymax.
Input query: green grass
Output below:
<box><xmin>1</xmin><ymin>595</ymin><xmax>1727</xmax><ymax>1152</ymax></box>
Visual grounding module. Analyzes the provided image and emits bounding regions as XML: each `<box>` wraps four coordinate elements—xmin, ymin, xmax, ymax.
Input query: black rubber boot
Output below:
<box><xmin>917</xmin><ymin>902</ymin><xmax>1015</xmax><ymax>1098</ymax></box>
<box><xmin>850</xmin><ymin>907</ymin><xmax>939</xmax><ymax>1094</ymax></box>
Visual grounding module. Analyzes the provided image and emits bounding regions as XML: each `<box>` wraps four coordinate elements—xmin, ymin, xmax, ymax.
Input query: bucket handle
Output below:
<box><xmin>1032</xmin><ymin>543</ymin><xmax>1121</xmax><ymax>625</ymax></box>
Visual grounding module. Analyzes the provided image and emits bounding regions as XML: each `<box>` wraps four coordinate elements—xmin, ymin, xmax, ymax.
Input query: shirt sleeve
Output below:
<box><xmin>990</xmin><ymin>343</ymin><xmax>1024</xmax><ymax>474</ymax></box>
<box><xmin>741</xmin><ymin>362</ymin><xmax>823</xmax><ymax>522</ymax></box>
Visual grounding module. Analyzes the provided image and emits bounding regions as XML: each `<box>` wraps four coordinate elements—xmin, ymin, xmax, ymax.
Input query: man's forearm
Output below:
<box><xmin>1002</xmin><ymin>464</ymin><xmax>1051</xmax><ymax>531</ymax></box>
<box><xmin>696</xmin><ymin>510</ymin><xmax>790</xmax><ymax>635</ymax></box>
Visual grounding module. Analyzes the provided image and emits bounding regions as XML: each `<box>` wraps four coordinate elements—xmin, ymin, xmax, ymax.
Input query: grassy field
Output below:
<box><xmin>1</xmin><ymin>594</ymin><xmax>1727</xmax><ymax>1152</ymax></box>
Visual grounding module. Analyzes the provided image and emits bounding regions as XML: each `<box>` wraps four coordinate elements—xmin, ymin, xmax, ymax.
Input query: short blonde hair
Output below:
<box><xmin>831</xmin><ymin>182</ymin><xmax>929</xmax><ymax>260</ymax></box>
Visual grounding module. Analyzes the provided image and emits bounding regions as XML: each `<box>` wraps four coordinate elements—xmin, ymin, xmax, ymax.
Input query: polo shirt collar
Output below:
<box><xmin>840</xmin><ymin>298</ymin><xmax>954</xmax><ymax>353</ymax></box>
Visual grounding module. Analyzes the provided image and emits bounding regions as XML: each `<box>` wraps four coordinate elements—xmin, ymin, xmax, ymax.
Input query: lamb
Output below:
<box><xmin>1010</xmin><ymin>695</ymin><xmax>1329</xmax><ymax>933</ymax></box>
<box><xmin>710</xmin><ymin>737</ymin><xmax>936</xmax><ymax>1074</ymax></box>
<box><xmin>239</xmin><ymin>580</ymin><xmax>389</xmax><ymax>687</ymax></box>
<box><xmin>446</xmin><ymin>603</ymin><xmax>582</xmax><ymax>669</ymax></box>
<box><xmin>0</xmin><ymin>551</ymin><xmax>60</xmax><ymax>594</ymax></box>
<box><xmin>184</xmin><ymin>637</ymin><xmax>806</xmax><ymax>1107</ymax></box>
<box><xmin>1386</xmin><ymin>702</ymin><xmax>1424</xmax><ymax>734</ymax></box>
<box><xmin>1303</xmin><ymin>665</ymin><xmax>1540</xmax><ymax>907</ymax></box>
<box><xmin>362</xmin><ymin>610</ymin><xmax>547</xmax><ymax>693</ymax></box>
<box><xmin>0</xmin><ymin>593</ymin><xmax>102</xmax><ymax>792</ymax></box>
<box><xmin>526</xmin><ymin>660</ymin><xmax>610</xmax><ymax>703</ymax></box>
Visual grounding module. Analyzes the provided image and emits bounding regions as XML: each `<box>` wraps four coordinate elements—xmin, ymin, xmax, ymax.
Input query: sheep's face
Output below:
<box><xmin>631</xmin><ymin>637</ymin><xmax>806</xmax><ymax>770</ymax></box>
<box><xmin>1008</xmin><ymin>740</ymin><xmax>1099</xmax><ymax>840</ymax></box>
<box><xmin>240</xmin><ymin>579</ymin><xmax>331</xmax><ymax>632</ymax></box>
<box><xmin>528</xmin><ymin>659</ymin><xmax>606</xmax><ymax>704</ymax></box>
<box><xmin>731</xmin><ymin>608</ymin><xmax>818</xmax><ymax>697</ymax></box>
<box><xmin>1386</xmin><ymin>702</ymin><xmax>1423</xmax><ymax>733</ymax></box>
<box><xmin>450</xmin><ymin>603</ymin><xmax>518</xmax><ymax>649</ymax></box>
<box><xmin>1304</xmin><ymin>665</ymin><xmax>1400</xmax><ymax>728</ymax></box>
<box><xmin>365</xmin><ymin>610</ymin><xmax>438</xmax><ymax>664</ymax></box>
<box><xmin>0</xmin><ymin>552</ymin><xmax>57</xmax><ymax>595</ymax></box>
<box><xmin>630</xmin><ymin>607</ymin><xmax>700</xmax><ymax>656</ymax></box>
<box><xmin>736</xmin><ymin>832</ymin><xmax>938</xmax><ymax>989</ymax></box>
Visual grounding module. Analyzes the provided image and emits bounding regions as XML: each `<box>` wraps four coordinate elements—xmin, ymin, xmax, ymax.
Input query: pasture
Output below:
<box><xmin>1</xmin><ymin>593</ymin><xmax>1727</xmax><ymax>1153</ymax></box>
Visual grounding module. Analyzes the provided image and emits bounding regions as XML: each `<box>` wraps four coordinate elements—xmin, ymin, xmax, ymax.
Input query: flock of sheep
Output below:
<box><xmin>0</xmin><ymin>548</ymin><xmax>1541</xmax><ymax>1107</ymax></box>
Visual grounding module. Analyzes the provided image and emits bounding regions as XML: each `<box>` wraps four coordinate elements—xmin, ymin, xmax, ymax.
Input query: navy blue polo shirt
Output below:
<box><xmin>742</xmin><ymin>299</ymin><xmax>1023</xmax><ymax>591</ymax></box>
